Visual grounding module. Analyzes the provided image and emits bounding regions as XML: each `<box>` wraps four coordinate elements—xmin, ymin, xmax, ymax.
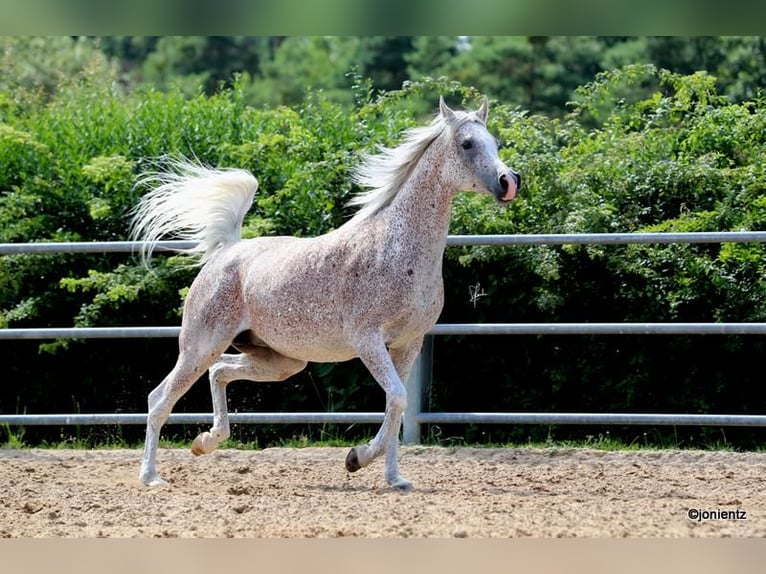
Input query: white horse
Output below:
<box><xmin>132</xmin><ymin>97</ymin><xmax>519</xmax><ymax>489</ymax></box>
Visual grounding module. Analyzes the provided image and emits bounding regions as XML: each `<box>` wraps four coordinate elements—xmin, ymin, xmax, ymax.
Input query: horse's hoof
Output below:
<box><xmin>345</xmin><ymin>448</ymin><xmax>362</xmax><ymax>472</ymax></box>
<box><xmin>191</xmin><ymin>433</ymin><xmax>214</xmax><ymax>456</ymax></box>
<box><xmin>191</xmin><ymin>438</ymin><xmax>205</xmax><ymax>456</ymax></box>
<box><xmin>140</xmin><ymin>473</ymin><xmax>168</xmax><ymax>487</ymax></box>
<box><xmin>389</xmin><ymin>477</ymin><xmax>413</xmax><ymax>491</ymax></box>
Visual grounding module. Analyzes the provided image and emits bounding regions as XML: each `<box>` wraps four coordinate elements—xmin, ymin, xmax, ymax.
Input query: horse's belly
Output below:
<box><xmin>245</xmin><ymin>303</ymin><xmax>434</xmax><ymax>364</ymax></box>
<box><xmin>255</xmin><ymin>328</ymin><xmax>358</xmax><ymax>363</ymax></box>
<box><xmin>278</xmin><ymin>345</ymin><xmax>357</xmax><ymax>364</ymax></box>
<box><xmin>246</xmin><ymin>300</ymin><xmax>358</xmax><ymax>363</ymax></box>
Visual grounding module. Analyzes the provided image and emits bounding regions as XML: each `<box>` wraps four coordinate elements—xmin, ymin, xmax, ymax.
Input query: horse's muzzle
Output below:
<box><xmin>498</xmin><ymin>171</ymin><xmax>521</xmax><ymax>202</ymax></box>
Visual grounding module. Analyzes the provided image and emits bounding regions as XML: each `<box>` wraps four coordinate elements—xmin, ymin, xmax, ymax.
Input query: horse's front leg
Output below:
<box><xmin>347</xmin><ymin>335</ymin><xmax>423</xmax><ymax>490</ymax></box>
<box><xmin>384</xmin><ymin>338</ymin><xmax>424</xmax><ymax>487</ymax></box>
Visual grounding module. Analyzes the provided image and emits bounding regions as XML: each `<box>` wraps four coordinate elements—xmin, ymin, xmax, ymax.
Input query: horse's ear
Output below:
<box><xmin>439</xmin><ymin>96</ymin><xmax>456</xmax><ymax>122</ymax></box>
<box><xmin>476</xmin><ymin>97</ymin><xmax>489</xmax><ymax>124</ymax></box>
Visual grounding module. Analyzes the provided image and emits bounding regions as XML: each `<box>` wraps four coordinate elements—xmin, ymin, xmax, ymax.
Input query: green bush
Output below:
<box><xmin>439</xmin><ymin>66</ymin><xmax>766</xmax><ymax>446</ymax></box>
<box><xmin>1</xmin><ymin>66</ymin><xmax>765</xmax><ymax>447</ymax></box>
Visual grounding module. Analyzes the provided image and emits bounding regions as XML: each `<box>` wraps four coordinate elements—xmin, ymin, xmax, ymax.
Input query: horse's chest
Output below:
<box><xmin>368</xmin><ymin>262</ymin><xmax>444</xmax><ymax>339</ymax></box>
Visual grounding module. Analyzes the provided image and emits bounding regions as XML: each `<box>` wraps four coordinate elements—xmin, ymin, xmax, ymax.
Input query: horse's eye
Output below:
<box><xmin>461</xmin><ymin>140</ymin><xmax>473</xmax><ymax>150</ymax></box>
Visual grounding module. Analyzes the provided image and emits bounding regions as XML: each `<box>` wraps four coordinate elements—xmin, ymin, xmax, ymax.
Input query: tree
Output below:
<box><xmin>248</xmin><ymin>36</ymin><xmax>360</xmax><ymax>106</ymax></box>
<box><xmin>90</xmin><ymin>36</ymin><xmax>766</xmax><ymax>115</ymax></box>
<box><xmin>113</xmin><ymin>36</ymin><xmax>267</xmax><ymax>95</ymax></box>
<box><xmin>0</xmin><ymin>36</ymin><xmax>117</xmax><ymax>107</ymax></box>
<box><xmin>405</xmin><ymin>36</ymin><xmax>461</xmax><ymax>80</ymax></box>
<box><xmin>411</xmin><ymin>36</ymin><xmax>604</xmax><ymax>116</ymax></box>
<box><xmin>356</xmin><ymin>36</ymin><xmax>415</xmax><ymax>92</ymax></box>
<box><xmin>717</xmin><ymin>36</ymin><xmax>766</xmax><ymax>101</ymax></box>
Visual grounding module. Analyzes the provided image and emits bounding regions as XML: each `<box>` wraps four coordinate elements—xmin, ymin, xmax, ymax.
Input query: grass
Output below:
<box><xmin>0</xmin><ymin>422</ymin><xmax>368</xmax><ymax>451</ymax></box>
<box><xmin>0</xmin><ymin>424</ymin><xmax>26</xmax><ymax>449</ymax></box>
<box><xmin>0</xmin><ymin>422</ymin><xmax>754</xmax><ymax>452</ymax></box>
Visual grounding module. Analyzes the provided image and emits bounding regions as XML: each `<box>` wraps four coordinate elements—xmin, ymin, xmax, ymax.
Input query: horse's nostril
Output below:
<box><xmin>497</xmin><ymin>172</ymin><xmax>518</xmax><ymax>202</ymax></box>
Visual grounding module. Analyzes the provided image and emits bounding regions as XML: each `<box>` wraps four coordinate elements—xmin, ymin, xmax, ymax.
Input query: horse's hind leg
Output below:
<box><xmin>190</xmin><ymin>347</ymin><xmax>307</xmax><ymax>456</ymax></box>
<box><xmin>139</xmin><ymin>353</ymin><xmax>214</xmax><ymax>486</ymax></box>
<box><xmin>139</xmin><ymin>333</ymin><xmax>235</xmax><ymax>486</ymax></box>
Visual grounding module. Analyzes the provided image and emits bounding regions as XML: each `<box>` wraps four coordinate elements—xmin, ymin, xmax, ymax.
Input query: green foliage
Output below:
<box><xmin>0</xmin><ymin>424</ymin><xmax>26</xmax><ymax>449</ymax></box>
<box><xmin>438</xmin><ymin>65</ymin><xmax>766</xmax><ymax>447</ymax></box>
<box><xmin>0</xmin><ymin>37</ymin><xmax>117</xmax><ymax>111</ymax></box>
<box><xmin>90</xmin><ymin>36</ymin><xmax>766</xmax><ymax>118</ymax></box>
<box><xmin>248</xmin><ymin>37</ymin><xmax>360</xmax><ymax>107</ymax></box>
<box><xmin>2</xmin><ymin>41</ymin><xmax>766</xmax><ymax>448</ymax></box>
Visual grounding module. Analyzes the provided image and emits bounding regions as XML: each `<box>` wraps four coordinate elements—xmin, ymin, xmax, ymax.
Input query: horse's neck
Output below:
<box><xmin>384</xmin><ymin>145</ymin><xmax>455</xmax><ymax>249</ymax></box>
<box><xmin>342</xmin><ymin>140</ymin><xmax>456</xmax><ymax>267</ymax></box>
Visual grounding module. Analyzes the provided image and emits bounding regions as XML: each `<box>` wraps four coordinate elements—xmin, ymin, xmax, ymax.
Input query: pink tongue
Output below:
<box><xmin>502</xmin><ymin>178</ymin><xmax>517</xmax><ymax>201</ymax></box>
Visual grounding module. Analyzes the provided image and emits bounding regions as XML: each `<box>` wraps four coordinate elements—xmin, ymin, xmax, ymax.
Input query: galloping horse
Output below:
<box><xmin>132</xmin><ymin>97</ymin><xmax>520</xmax><ymax>489</ymax></box>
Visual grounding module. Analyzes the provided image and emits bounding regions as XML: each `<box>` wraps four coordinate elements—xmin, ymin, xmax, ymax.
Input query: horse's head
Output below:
<box><xmin>439</xmin><ymin>96</ymin><xmax>520</xmax><ymax>203</ymax></box>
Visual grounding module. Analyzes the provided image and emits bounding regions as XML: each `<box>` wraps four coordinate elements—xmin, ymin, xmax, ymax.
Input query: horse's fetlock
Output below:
<box><xmin>213</xmin><ymin>427</ymin><xmax>230</xmax><ymax>442</ymax></box>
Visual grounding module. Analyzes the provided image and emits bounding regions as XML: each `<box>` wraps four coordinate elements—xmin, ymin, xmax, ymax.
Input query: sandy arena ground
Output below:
<box><xmin>1</xmin><ymin>446</ymin><xmax>764</xmax><ymax>538</ymax></box>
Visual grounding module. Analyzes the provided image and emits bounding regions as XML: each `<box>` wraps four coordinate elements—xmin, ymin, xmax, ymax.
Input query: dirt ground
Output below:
<box><xmin>1</xmin><ymin>446</ymin><xmax>764</xmax><ymax>538</ymax></box>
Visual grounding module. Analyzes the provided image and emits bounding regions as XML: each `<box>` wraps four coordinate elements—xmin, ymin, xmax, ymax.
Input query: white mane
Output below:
<box><xmin>348</xmin><ymin>110</ymin><xmax>477</xmax><ymax>221</ymax></box>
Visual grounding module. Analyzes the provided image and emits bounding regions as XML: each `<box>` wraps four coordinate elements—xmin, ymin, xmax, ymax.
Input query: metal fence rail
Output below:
<box><xmin>2</xmin><ymin>232</ymin><xmax>766</xmax><ymax>442</ymax></box>
<box><xmin>0</xmin><ymin>240</ymin><xmax>196</xmax><ymax>255</ymax></box>
<box><xmin>0</xmin><ymin>412</ymin><xmax>386</xmax><ymax>426</ymax></box>
<box><xmin>4</xmin><ymin>322</ymin><xmax>766</xmax><ymax>341</ymax></box>
<box><xmin>3</xmin><ymin>231</ymin><xmax>766</xmax><ymax>254</ymax></box>
<box><xmin>446</xmin><ymin>231</ymin><xmax>766</xmax><ymax>246</ymax></box>
<box><xmin>3</xmin><ymin>412</ymin><xmax>766</xmax><ymax>428</ymax></box>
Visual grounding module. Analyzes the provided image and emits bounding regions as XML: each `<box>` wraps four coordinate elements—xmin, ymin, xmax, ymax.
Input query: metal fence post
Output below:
<box><xmin>403</xmin><ymin>334</ymin><xmax>433</xmax><ymax>445</ymax></box>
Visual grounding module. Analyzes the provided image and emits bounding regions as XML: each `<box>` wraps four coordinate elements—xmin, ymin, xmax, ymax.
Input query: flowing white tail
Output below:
<box><xmin>130</xmin><ymin>159</ymin><xmax>258</xmax><ymax>264</ymax></box>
